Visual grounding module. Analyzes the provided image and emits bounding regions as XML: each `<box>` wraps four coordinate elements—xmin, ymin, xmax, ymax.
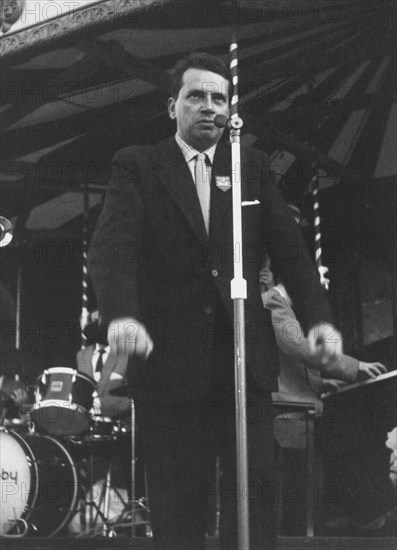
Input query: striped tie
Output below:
<box><xmin>195</xmin><ymin>153</ymin><xmax>210</xmax><ymax>234</ymax></box>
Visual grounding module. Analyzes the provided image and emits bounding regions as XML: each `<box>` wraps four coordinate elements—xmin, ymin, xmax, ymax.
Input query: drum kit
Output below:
<box><xmin>0</xmin><ymin>366</ymin><xmax>150</xmax><ymax>539</ymax></box>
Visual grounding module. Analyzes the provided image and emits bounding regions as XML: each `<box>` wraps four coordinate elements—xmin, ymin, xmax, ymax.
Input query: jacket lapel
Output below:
<box><xmin>98</xmin><ymin>353</ymin><xmax>117</xmax><ymax>395</ymax></box>
<box><xmin>78</xmin><ymin>346</ymin><xmax>94</xmax><ymax>378</ymax></box>
<box><xmin>154</xmin><ymin>138</ymin><xmax>208</xmax><ymax>243</ymax></box>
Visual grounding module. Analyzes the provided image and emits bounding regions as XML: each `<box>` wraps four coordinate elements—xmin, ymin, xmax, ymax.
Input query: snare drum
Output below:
<box><xmin>0</xmin><ymin>428</ymin><xmax>78</xmax><ymax>536</ymax></box>
<box><xmin>31</xmin><ymin>368</ymin><xmax>95</xmax><ymax>435</ymax></box>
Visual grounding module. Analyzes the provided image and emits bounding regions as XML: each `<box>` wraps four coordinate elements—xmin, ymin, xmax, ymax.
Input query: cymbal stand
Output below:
<box><xmin>113</xmin><ymin>399</ymin><xmax>151</xmax><ymax>536</ymax></box>
<box><xmin>83</xmin><ymin>441</ymin><xmax>119</xmax><ymax>536</ymax></box>
<box><xmin>68</xmin><ymin>436</ymin><xmax>121</xmax><ymax>537</ymax></box>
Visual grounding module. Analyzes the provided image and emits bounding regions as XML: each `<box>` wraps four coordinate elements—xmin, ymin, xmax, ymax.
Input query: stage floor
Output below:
<box><xmin>1</xmin><ymin>537</ymin><xmax>396</xmax><ymax>550</ymax></box>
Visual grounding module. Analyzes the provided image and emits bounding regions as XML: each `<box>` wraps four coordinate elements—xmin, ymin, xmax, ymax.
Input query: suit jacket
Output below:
<box><xmin>88</xmin><ymin>137</ymin><xmax>333</xmax><ymax>402</ymax></box>
<box><xmin>76</xmin><ymin>345</ymin><xmax>131</xmax><ymax>420</ymax></box>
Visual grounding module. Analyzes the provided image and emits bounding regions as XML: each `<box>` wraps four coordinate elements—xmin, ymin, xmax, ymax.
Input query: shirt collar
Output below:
<box><xmin>175</xmin><ymin>133</ymin><xmax>217</xmax><ymax>165</ymax></box>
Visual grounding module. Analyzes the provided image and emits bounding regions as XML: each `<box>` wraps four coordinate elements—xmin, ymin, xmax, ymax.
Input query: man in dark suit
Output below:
<box><xmin>88</xmin><ymin>53</ymin><xmax>342</xmax><ymax>550</ymax></box>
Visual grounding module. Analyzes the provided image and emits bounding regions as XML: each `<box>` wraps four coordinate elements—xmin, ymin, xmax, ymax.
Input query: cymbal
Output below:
<box><xmin>109</xmin><ymin>384</ymin><xmax>130</xmax><ymax>397</ymax></box>
<box><xmin>0</xmin><ymin>216</ymin><xmax>13</xmax><ymax>247</ymax></box>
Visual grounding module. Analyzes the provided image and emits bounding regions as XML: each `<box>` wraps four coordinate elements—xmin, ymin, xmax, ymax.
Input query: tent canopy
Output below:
<box><xmin>0</xmin><ymin>0</ymin><xmax>395</xmax><ymax>364</ymax></box>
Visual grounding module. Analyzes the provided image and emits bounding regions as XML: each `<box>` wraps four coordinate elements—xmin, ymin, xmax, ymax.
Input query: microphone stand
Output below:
<box><xmin>228</xmin><ymin>34</ymin><xmax>250</xmax><ymax>550</ymax></box>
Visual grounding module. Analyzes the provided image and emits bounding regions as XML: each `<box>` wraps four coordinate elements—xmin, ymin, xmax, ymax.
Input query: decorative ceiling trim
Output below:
<box><xmin>0</xmin><ymin>0</ymin><xmax>166</xmax><ymax>59</ymax></box>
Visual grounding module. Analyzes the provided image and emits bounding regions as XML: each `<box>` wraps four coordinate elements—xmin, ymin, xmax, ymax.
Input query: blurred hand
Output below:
<box><xmin>357</xmin><ymin>361</ymin><xmax>387</xmax><ymax>381</ymax></box>
<box><xmin>259</xmin><ymin>267</ymin><xmax>275</xmax><ymax>292</ymax></box>
<box><xmin>10</xmin><ymin>387</ymin><xmax>28</xmax><ymax>405</ymax></box>
<box><xmin>0</xmin><ymin>378</ymin><xmax>28</xmax><ymax>405</ymax></box>
<box><xmin>108</xmin><ymin>317</ymin><xmax>154</xmax><ymax>359</ymax></box>
<box><xmin>307</xmin><ymin>323</ymin><xmax>343</xmax><ymax>367</ymax></box>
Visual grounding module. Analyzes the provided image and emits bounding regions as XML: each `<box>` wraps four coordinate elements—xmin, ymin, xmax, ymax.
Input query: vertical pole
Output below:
<box><xmin>312</xmin><ymin>169</ymin><xmax>329</xmax><ymax>290</ymax></box>
<box><xmin>81</xmin><ymin>182</ymin><xmax>90</xmax><ymax>348</ymax></box>
<box><xmin>130</xmin><ymin>399</ymin><xmax>136</xmax><ymax>536</ymax></box>
<box><xmin>15</xmin><ymin>265</ymin><xmax>22</xmax><ymax>381</ymax></box>
<box><xmin>15</xmin><ymin>266</ymin><xmax>22</xmax><ymax>352</ymax></box>
<box><xmin>229</xmin><ymin>31</ymin><xmax>250</xmax><ymax>550</ymax></box>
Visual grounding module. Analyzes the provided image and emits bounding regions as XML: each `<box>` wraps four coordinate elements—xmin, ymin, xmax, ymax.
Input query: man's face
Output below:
<box><xmin>168</xmin><ymin>68</ymin><xmax>230</xmax><ymax>151</ymax></box>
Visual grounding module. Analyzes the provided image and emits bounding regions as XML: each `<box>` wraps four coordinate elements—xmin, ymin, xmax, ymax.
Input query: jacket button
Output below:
<box><xmin>211</xmin><ymin>269</ymin><xmax>218</xmax><ymax>277</ymax></box>
<box><xmin>204</xmin><ymin>306</ymin><xmax>212</xmax><ymax>315</ymax></box>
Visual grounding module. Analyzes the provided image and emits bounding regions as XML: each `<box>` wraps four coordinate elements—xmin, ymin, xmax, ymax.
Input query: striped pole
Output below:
<box><xmin>80</xmin><ymin>181</ymin><xmax>90</xmax><ymax>348</ymax></box>
<box><xmin>230</xmin><ymin>33</ymin><xmax>239</xmax><ymax>120</ymax></box>
<box><xmin>312</xmin><ymin>170</ymin><xmax>330</xmax><ymax>290</ymax></box>
<box><xmin>229</xmin><ymin>32</ymin><xmax>243</xmax><ymax>132</ymax></box>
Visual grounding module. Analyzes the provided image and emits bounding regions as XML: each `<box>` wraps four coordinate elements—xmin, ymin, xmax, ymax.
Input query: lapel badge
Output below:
<box><xmin>216</xmin><ymin>176</ymin><xmax>231</xmax><ymax>192</ymax></box>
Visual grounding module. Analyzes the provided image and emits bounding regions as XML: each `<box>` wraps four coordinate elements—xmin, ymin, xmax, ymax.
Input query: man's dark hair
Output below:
<box><xmin>168</xmin><ymin>53</ymin><xmax>231</xmax><ymax>99</ymax></box>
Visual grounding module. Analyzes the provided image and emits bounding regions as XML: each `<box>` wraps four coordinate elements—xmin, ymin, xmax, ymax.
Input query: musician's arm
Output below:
<box><xmin>321</xmin><ymin>354</ymin><xmax>359</xmax><ymax>383</ymax></box>
<box><xmin>357</xmin><ymin>361</ymin><xmax>387</xmax><ymax>380</ymax></box>
<box><xmin>322</xmin><ymin>357</ymin><xmax>387</xmax><ymax>383</ymax></box>
<box><xmin>261</xmin><ymin>286</ymin><xmax>386</xmax><ymax>384</ymax></box>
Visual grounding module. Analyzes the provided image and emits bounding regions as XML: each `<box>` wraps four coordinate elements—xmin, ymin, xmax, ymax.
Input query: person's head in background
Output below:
<box><xmin>82</xmin><ymin>310</ymin><xmax>108</xmax><ymax>346</ymax></box>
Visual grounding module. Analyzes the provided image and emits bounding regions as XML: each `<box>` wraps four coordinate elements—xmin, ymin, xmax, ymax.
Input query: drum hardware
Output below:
<box><xmin>1</xmin><ymin>517</ymin><xmax>30</xmax><ymax>537</ymax></box>
<box><xmin>67</xmin><ymin>402</ymin><xmax>151</xmax><ymax>538</ymax></box>
<box><xmin>77</xmin><ymin>455</ymin><xmax>151</xmax><ymax>538</ymax></box>
<box><xmin>86</xmin><ymin>455</ymin><xmax>128</xmax><ymax>537</ymax></box>
<box><xmin>113</xmin><ymin>495</ymin><xmax>152</xmax><ymax>537</ymax></box>
<box><xmin>70</xmin><ymin>431</ymin><xmax>130</xmax><ymax>537</ymax></box>
<box><xmin>2</xmin><ymin>417</ymin><xmax>35</xmax><ymax>434</ymax></box>
<box><xmin>113</xmin><ymin>398</ymin><xmax>152</xmax><ymax>537</ymax></box>
<box><xmin>89</xmin><ymin>415</ymin><xmax>118</xmax><ymax>440</ymax></box>
<box><xmin>0</xmin><ymin>391</ymin><xmax>10</xmax><ymax>424</ymax></box>
<box><xmin>1</xmin><ymin>371</ymin><xmax>152</xmax><ymax>538</ymax></box>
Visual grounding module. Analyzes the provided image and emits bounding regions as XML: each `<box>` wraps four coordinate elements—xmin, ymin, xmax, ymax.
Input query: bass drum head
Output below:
<box><xmin>22</xmin><ymin>433</ymin><xmax>79</xmax><ymax>536</ymax></box>
<box><xmin>31</xmin><ymin>402</ymin><xmax>91</xmax><ymax>436</ymax></box>
<box><xmin>0</xmin><ymin>429</ymin><xmax>36</xmax><ymax>536</ymax></box>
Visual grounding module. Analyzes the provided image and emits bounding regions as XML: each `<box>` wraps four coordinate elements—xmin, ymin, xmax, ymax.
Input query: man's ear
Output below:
<box><xmin>168</xmin><ymin>97</ymin><xmax>176</xmax><ymax>119</ymax></box>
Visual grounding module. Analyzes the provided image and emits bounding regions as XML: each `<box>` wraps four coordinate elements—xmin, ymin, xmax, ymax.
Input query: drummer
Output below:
<box><xmin>77</xmin><ymin>310</ymin><xmax>131</xmax><ymax>425</ymax></box>
<box><xmin>0</xmin><ymin>281</ymin><xmax>31</xmax><ymax>421</ymax></box>
<box><xmin>75</xmin><ymin>311</ymin><xmax>135</xmax><ymax>499</ymax></box>
<box><xmin>0</xmin><ymin>344</ymin><xmax>29</xmax><ymax>422</ymax></box>
<box><xmin>67</xmin><ymin>312</ymin><xmax>142</xmax><ymax>535</ymax></box>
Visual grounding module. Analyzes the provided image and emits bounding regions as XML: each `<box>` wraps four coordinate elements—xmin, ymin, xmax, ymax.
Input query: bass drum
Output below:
<box><xmin>0</xmin><ymin>429</ymin><xmax>78</xmax><ymax>537</ymax></box>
